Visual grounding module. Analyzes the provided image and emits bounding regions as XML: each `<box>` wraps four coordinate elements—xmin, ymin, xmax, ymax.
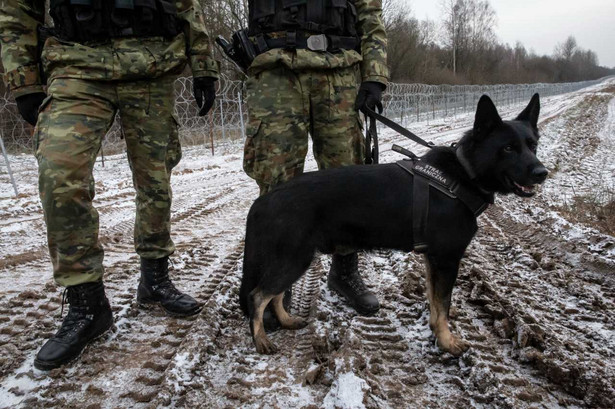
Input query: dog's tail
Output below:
<box><xmin>239</xmin><ymin>221</ymin><xmax>260</xmax><ymax>317</ymax></box>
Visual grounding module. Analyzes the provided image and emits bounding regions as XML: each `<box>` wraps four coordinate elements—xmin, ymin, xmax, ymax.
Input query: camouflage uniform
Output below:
<box><xmin>0</xmin><ymin>0</ymin><xmax>219</xmax><ymax>286</ymax></box>
<box><xmin>243</xmin><ymin>0</ymin><xmax>389</xmax><ymax>194</ymax></box>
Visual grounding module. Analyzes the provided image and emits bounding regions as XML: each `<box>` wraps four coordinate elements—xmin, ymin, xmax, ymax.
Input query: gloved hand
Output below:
<box><xmin>16</xmin><ymin>92</ymin><xmax>46</xmax><ymax>126</ymax></box>
<box><xmin>193</xmin><ymin>76</ymin><xmax>217</xmax><ymax>116</ymax></box>
<box><xmin>355</xmin><ymin>81</ymin><xmax>385</xmax><ymax>115</ymax></box>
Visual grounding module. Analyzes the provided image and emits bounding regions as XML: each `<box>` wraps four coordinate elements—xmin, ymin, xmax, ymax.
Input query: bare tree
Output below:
<box><xmin>554</xmin><ymin>36</ymin><xmax>578</xmax><ymax>61</ymax></box>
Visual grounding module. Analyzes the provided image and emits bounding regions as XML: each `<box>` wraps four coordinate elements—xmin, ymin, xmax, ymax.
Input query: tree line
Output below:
<box><xmin>199</xmin><ymin>0</ymin><xmax>614</xmax><ymax>84</ymax></box>
<box><xmin>0</xmin><ymin>0</ymin><xmax>612</xmax><ymax>92</ymax></box>
<box><xmin>383</xmin><ymin>0</ymin><xmax>614</xmax><ymax>84</ymax></box>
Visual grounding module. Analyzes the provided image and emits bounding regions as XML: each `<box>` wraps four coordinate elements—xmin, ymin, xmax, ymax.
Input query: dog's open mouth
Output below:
<box><xmin>509</xmin><ymin>177</ymin><xmax>537</xmax><ymax>197</ymax></box>
<box><xmin>504</xmin><ymin>175</ymin><xmax>537</xmax><ymax>197</ymax></box>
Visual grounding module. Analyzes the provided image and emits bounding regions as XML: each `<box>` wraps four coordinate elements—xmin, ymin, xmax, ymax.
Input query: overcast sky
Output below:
<box><xmin>406</xmin><ymin>0</ymin><xmax>615</xmax><ymax>67</ymax></box>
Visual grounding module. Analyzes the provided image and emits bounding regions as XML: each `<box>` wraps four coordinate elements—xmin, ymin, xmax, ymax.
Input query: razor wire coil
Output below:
<box><xmin>0</xmin><ymin>75</ymin><xmax>606</xmax><ymax>156</ymax></box>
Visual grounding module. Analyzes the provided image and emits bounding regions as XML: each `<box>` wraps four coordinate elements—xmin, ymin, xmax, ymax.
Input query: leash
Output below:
<box><xmin>363</xmin><ymin>107</ymin><xmax>435</xmax><ymax>162</ymax></box>
<box><xmin>364</xmin><ymin>114</ymin><xmax>379</xmax><ymax>164</ymax></box>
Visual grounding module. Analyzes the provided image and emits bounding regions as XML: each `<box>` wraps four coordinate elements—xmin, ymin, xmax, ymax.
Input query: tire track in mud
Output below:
<box><xmin>465</xmin><ymin>204</ymin><xmax>615</xmax><ymax>408</ymax></box>
<box><xmin>0</xmin><ymin>175</ymin><xmax>255</xmax><ymax>407</ymax></box>
<box><xmin>154</xmin><ymin>255</ymin><xmax>333</xmax><ymax>408</ymax></box>
<box><xmin>0</xmin><ymin>174</ymin><xmax>246</xmax><ymax>270</ymax></box>
<box><xmin>323</xmin><ymin>246</ymin><xmax>590</xmax><ymax>408</ymax></box>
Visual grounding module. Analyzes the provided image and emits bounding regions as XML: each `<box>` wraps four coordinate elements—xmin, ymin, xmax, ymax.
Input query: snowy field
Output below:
<box><xmin>0</xmin><ymin>79</ymin><xmax>614</xmax><ymax>408</ymax></box>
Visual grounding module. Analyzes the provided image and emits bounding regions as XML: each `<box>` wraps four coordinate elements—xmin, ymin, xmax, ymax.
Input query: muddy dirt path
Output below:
<box><xmin>1</xmin><ymin>82</ymin><xmax>613</xmax><ymax>408</ymax></box>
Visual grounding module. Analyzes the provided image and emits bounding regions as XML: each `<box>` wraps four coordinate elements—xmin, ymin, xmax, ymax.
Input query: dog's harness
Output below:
<box><xmin>396</xmin><ymin>159</ymin><xmax>494</xmax><ymax>253</ymax></box>
<box><xmin>362</xmin><ymin>106</ymin><xmax>494</xmax><ymax>253</ymax></box>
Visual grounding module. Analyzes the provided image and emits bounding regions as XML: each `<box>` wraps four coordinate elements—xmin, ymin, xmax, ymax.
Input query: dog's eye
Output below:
<box><xmin>503</xmin><ymin>145</ymin><xmax>514</xmax><ymax>153</ymax></box>
<box><xmin>528</xmin><ymin>143</ymin><xmax>537</xmax><ymax>152</ymax></box>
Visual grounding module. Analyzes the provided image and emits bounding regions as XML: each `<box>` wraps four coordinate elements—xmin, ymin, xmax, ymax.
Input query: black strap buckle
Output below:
<box><xmin>285</xmin><ymin>31</ymin><xmax>297</xmax><ymax>49</ymax></box>
<box><xmin>254</xmin><ymin>34</ymin><xmax>268</xmax><ymax>54</ymax></box>
<box><xmin>307</xmin><ymin>34</ymin><xmax>328</xmax><ymax>51</ymax></box>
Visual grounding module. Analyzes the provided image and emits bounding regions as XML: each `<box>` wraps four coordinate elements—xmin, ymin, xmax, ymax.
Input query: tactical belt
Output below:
<box><xmin>396</xmin><ymin>159</ymin><xmax>493</xmax><ymax>253</ymax></box>
<box><xmin>252</xmin><ymin>32</ymin><xmax>359</xmax><ymax>54</ymax></box>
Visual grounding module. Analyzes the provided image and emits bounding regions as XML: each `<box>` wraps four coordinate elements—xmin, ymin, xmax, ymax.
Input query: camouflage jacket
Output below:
<box><xmin>0</xmin><ymin>0</ymin><xmax>219</xmax><ymax>98</ymax></box>
<box><xmin>249</xmin><ymin>0</ymin><xmax>388</xmax><ymax>86</ymax></box>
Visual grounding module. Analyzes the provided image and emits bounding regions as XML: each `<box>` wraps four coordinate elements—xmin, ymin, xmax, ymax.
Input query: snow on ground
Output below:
<box><xmin>0</xmin><ymin>79</ymin><xmax>614</xmax><ymax>408</ymax></box>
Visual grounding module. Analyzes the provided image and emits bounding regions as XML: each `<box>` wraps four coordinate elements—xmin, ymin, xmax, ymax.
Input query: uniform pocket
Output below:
<box><xmin>243</xmin><ymin>118</ymin><xmax>262</xmax><ymax>177</ymax></box>
<box><xmin>34</xmin><ymin>94</ymin><xmax>54</xmax><ymax>156</ymax></box>
<box><xmin>166</xmin><ymin>113</ymin><xmax>182</xmax><ymax>171</ymax></box>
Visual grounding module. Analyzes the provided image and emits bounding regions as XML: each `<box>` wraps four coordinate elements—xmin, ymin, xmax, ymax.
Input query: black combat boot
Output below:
<box><xmin>34</xmin><ymin>281</ymin><xmax>113</xmax><ymax>371</ymax></box>
<box><xmin>137</xmin><ymin>256</ymin><xmax>202</xmax><ymax>317</ymax></box>
<box><xmin>327</xmin><ymin>253</ymin><xmax>380</xmax><ymax>315</ymax></box>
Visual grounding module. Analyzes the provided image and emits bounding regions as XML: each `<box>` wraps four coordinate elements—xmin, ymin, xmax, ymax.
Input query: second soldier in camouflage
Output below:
<box><xmin>243</xmin><ymin>0</ymin><xmax>389</xmax><ymax>323</ymax></box>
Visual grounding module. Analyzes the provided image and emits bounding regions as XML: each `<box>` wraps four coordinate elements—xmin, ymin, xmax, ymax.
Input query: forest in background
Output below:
<box><xmin>0</xmin><ymin>0</ymin><xmax>613</xmax><ymax>94</ymax></box>
<box><xmin>201</xmin><ymin>0</ymin><xmax>615</xmax><ymax>84</ymax></box>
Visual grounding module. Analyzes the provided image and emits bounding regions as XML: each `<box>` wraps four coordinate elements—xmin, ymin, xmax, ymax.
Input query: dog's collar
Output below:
<box><xmin>455</xmin><ymin>145</ymin><xmax>493</xmax><ymax>198</ymax></box>
<box><xmin>455</xmin><ymin>144</ymin><xmax>476</xmax><ymax>179</ymax></box>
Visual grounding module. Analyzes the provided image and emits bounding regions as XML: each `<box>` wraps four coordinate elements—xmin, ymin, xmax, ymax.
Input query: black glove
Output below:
<box><xmin>193</xmin><ymin>77</ymin><xmax>217</xmax><ymax>116</ymax></box>
<box><xmin>355</xmin><ymin>81</ymin><xmax>385</xmax><ymax>115</ymax></box>
<box><xmin>16</xmin><ymin>92</ymin><xmax>46</xmax><ymax>126</ymax></box>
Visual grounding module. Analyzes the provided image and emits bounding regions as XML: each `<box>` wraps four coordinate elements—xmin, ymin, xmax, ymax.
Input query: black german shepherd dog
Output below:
<box><xmin>240</xmin><ymin>94</ymin><xmax>548</xmax><ymax>355</ymax></box>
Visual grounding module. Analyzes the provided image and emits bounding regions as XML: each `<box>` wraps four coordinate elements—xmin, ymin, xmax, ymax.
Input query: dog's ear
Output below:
<box><xmin>516</xmin><ymin>93</ymin><xmax>540</xmax><ymax>129</ymax></box>
<box><xmin>473</xmin><ymin>95</ymin><xmax>502</xmax><ymax>138</ymax></box>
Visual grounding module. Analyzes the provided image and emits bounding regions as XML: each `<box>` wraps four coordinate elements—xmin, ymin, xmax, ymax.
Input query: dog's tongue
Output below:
<box><xmin>514</xmin><ymin>181</ymin><xmax>535</xmax><ymax>193</ymax></box>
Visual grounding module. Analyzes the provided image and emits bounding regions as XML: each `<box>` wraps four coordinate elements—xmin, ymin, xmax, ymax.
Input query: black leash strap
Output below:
<box><xmin>364</xmin><ymin>114</ymin><xmax>379</xmax><ymax>164</ymax></box>
<box><xmin>364</xmin><ymin>107</ymin><xmax>434</xmax><ymax>150</ymax></box>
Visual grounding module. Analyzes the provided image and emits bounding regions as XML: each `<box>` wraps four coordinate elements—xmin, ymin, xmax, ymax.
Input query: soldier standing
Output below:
<box><xmin>242</xmin><ymin>0</ymin><xmax>389</xmax><ymax>322</ymax></box>
<box><xmin>0</xmin><ymin>0</ymin><xmax>219</xmax><ymax>370</ymax></box>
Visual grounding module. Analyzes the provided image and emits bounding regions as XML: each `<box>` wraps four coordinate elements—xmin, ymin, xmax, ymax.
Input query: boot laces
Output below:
<box><xmin>55</xmin><ymin>308</ymin><xmax>92</xmax><ymax>340</ymax></box>
<box><xmin>147</xmin><ymin>258</ymin><xmax>183</xmax><ymax>297</ymax></box>
<box><xmin>346</xmin><ymin>273</ymin><xmax>369</xmax><ymax>294</ymax></box>
<box><xmin>339</xmin><ymin>255</ymin><xmax>369</xmax><ymax>294</ymax></box>
<box><xmin>152</xmin><ymin>278</ymin><xmax>182</xmax><ymax>297</ymax></box>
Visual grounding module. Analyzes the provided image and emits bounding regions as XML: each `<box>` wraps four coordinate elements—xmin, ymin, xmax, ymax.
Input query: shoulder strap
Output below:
<box><xmin>412</xmin><ymin>173</ymin><xmax>429</xmax><ymax>253</ymax></box>
<box><xmin>396</xmin><ymin>159</ymin><xmax>492</xmax><ymax>252</ymax></box>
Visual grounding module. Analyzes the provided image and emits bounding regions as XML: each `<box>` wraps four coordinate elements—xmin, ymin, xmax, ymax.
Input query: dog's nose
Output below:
<box><xmin>532</xmin><ymin>166</ymin><xmax>548</xmax><ymax>183</ymax></box>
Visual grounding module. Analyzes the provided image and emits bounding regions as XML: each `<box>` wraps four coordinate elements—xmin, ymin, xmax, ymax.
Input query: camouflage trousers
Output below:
<box><xmin>243</xmin><ymin>64</ymin><xmax>364</xmax><ymax>194</ymax></box>
<box><xmin>35</xmin><ymin>75</ymin><xmax>181</xmax><ymax>287</ymax></box>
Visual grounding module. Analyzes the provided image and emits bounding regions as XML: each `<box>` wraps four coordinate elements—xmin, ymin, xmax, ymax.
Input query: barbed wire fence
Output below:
<box><xmin>0</xmin><ymin>75</ymin><xmax>607</xmax><ymax>195</ymax></box>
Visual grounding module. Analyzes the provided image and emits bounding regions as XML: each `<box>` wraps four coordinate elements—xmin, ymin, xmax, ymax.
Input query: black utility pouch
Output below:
<box><xmin>36</xmin><ymin>25</ymin><xmax>54</xmax><ymax>85</ymax></box>
<box><xmin>343</xmin><ymin>0</ymin><xmax>358</xmax><ymax>37</ymax></box>
<box><xmin>50</xmin><ymin>0</ymin><xmax>106</xmax><ymax>42</ymax></box>
<box><xmin>133</xmin><ymin>0</ymin><xmax>158</xmax><ymax>36</ymax></box>
<box><xmin>328</xmin><ymin>0</ymin><xmax>347</xmax><ymax>32</ymax></box>
<box><xmin>111</xmin><ymin>0</ymin><xmax>135</xmax><ymax>36</ymax></box>
<box><xmin>157</xmin><ymin>0</ymin><xmax>181</xmax><ymax>37</ymax></box>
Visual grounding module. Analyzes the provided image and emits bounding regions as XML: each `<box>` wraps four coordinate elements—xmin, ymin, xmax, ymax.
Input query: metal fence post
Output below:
<box><xmin>0</xmin><ymin>132</ymin><xmax>18</xmax><ymax>196</ymax></box>
<box><xmin>238</xmin><ymin>91</ymin><xmax>245</xmax><ymax>138</ymax></box>
<box><xmin>218</xmin><ymin>98</ymin><xmax>225</xmax><ymax>155</ymax></box>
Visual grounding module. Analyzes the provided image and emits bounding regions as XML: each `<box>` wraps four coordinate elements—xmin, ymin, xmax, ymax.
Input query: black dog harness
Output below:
<box><xmin>396</xmin><ymin>159</ymin><xmax>494</xmax><ymax>253</ymax></box>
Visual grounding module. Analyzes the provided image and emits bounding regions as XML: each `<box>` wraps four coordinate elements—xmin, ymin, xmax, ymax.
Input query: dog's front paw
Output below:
<box><xmin>438</xmin><ymin>334</ymin><xmax>469</xmax><ymax>356</ymax></box>
<box><xmin>254</xmin><ymin>334</ymin><xmax>278</xmax><ymax>355</ymax></box>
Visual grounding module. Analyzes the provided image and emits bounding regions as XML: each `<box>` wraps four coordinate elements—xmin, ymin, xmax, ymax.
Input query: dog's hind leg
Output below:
<box><xmin>272</xmin><ymin>293</ymin><xmax>308</xmax><ymax>330</ymax></box>
<box><xmin>249</xmin><ymin>288</ymin><xmax>277</xmax><ymax>354</ymax></box>
<box><xmin>424</xmin><ymin>254</ymin><xmax>469</xmax><ymax>356</ymax></box>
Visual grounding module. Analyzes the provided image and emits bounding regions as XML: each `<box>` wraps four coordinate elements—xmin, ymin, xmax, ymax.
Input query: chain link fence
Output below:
<box><xmin>383</xmin><ymin>80</ymin><xmax>605</xmax><ymax>126</ymax></box>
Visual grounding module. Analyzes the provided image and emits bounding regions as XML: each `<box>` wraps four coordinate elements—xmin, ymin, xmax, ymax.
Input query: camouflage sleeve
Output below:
<box><xmin>177</xmin><ymin>0</ymin><xmax>219</xmax><ymax>79</ymax></box>
<box><xmin>0</xmin><ymin>0</ymin><xmax>46</xmax><ymax>97</ymax></box>
<box><xmin>355</xmin><ymin>0</ymin><xmax>389</xmax><ymax>86</ymax></box>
